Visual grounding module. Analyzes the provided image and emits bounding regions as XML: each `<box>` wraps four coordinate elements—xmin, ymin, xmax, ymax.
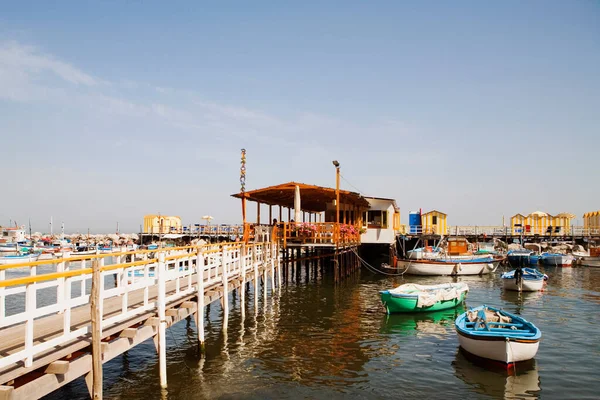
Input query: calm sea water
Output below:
<box><xmin>39</xmin><ymin>260</ymin><xmax>599</xmax><ymax>400</ymax></box>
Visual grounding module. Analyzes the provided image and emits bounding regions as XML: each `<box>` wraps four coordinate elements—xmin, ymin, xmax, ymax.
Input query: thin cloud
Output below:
<box><xmin>0</xmin><ymin>40</ymin><xmax>101</xmax><ymax>86</ymax></box>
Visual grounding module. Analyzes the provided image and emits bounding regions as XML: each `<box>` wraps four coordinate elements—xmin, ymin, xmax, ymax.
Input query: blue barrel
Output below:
<box><xmin>409</xmin><ymin>211</ymin><xmax>421</xmax><ymax>234</ymax></box>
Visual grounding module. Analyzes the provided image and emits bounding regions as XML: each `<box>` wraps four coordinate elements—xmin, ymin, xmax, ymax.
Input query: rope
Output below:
<box><xmin>351</xmin><ymin>248</ymin><xmax>409</xmax><ymax>276</ymax></box>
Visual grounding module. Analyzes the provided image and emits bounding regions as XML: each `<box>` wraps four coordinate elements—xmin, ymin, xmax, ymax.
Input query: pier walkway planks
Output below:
<box><xmin>0</xmin><ymin>243</ymin><xmax>280</xmax><ymax>400</ymax></box>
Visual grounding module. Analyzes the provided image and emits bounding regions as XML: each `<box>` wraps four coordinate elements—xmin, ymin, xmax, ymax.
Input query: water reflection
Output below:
<box><xmin>380</xmin><ymin>307</ymin><xmax>465</xmax><ymax>339</ymax></box>
<box><xmin>453</xmin><ymin>349</ymin><xmax>541</xmax><ymax>399</ymax></box>
<box><xmin>501</xmin><ymin>290</ymin><xmax>544</xmax><ymax>314</ymax></box>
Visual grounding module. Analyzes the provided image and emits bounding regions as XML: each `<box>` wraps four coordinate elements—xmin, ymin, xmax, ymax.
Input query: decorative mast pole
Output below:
<box><xmin>240</xmin><ymin>149</ymin><xmax>248</xmax><ymax>242</ymax></box>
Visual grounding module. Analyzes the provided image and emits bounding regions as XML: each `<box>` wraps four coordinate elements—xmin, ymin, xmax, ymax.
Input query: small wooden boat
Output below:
<box><xmin>397</xmin><ymin>256</ymin><xmax>504</xmax><ymax>276</ymax></box>
<box><xmin>580</xmin><ymin>256</ymin><xmax>600</xmax><ymax>267</ymax></box>
<box><xmin>455</xmin><ymin>305</ymin><xmax>541</xmax><ymax>364</ymax></box>
<box><xmin>379</xmin><ymin>282</ymin><xmax>469</xmax><ymax>314</ymax></box>
<box><xmin>540</xmin><ymin>253</ymin><xmax>574</xmax><ymax>267</ymax></box>
<box><xmin>501</xmin><ymin>268</ymin><xmax>547</xmax><ymax>292</ymax></box>
<box><xmin>0</xmin><ymin>253</ymin><xmax>40</xmax><ymax>265</ymax></box>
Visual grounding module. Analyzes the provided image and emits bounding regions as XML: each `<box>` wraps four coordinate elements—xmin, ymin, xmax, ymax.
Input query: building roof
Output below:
<box><xmin>422</xmin><ymin>210</ymin><xmax>447</xmax><ymax>216</ymax></box>
<box><xmin>555</xmin><ymin>213</ymin><xmax>575</xmax><ymax>219</ymax></box>
<box><xmin>143</xmin><ymin>215</ymin><xmax>181</xmax><ymax>219</ymax></box>
<box><xmin>363</xmin><ymin>197</ymin><xmax>400</xmax><ymax>212</ymax></box>
<box><xmin>511</xmin><ymin>213</ymin><xmax>526</xmax><ymax>218</ymax></box>
<box><xmin>528</xmin><ymin>211</ymin><xmax>549</xmax><ymax>218</ymax></box>
<box><xmin>584</xmin><ymin>211</ymin><xmax>600</xmax><ymax>217</ymax></box>
<box><xmin>231</xmin><ymin>181</ymin><xmax>370</xmax><ymax>212</ymax></box>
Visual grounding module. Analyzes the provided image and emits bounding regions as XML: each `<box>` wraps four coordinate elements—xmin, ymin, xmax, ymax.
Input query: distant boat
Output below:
<box><xmin>379</xmin><ymin>282</ymin><xmax>469</xmax><ymax>314</ymax></box>
<box><xmin>540</xmin><ymin>253</ymin><xmax>574</xmax><ymax>267</ymax></box>
<box><xmin>580</xmin><ymin>256</ymin><xmax>600</xmax><ymax>268</ymax></box>
<box><xmin>501</xmin><ymin>268</ymin><xmax>548</xmax><ymax>292</ymax></box>
<box><xmin>397</xmin><ymin>256</ymin><xmax>504</xmax><ymax>276</ymax></box>
<box><xmin>0</xmin><ymin>253</ymin><xmax>40</xmax><ymax>265</ymax></box>
<box><xmin>455</xmin><ymin>305</ymin><xmax>541</xmax><ymax>364</ymax></box>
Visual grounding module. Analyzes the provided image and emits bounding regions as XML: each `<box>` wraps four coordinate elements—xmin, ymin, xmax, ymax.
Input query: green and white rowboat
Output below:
<box><xmin>380</xmin><ymin>282</ymin><xmax>469</xmax><ymax>314</ymax></box>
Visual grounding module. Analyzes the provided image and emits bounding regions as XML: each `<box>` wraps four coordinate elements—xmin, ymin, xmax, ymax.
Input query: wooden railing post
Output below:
<box><xmin>24</xmin><ymin>265</ymin><xmax>36</xmax><ymax>368</ymax></box>
<box><xmin>157</xmin><ymin>251</ymin><xmax>168</xmax><ymax>388</ymax></box>
<box><xmin>195</xmin><ymin>248</ymin><xmax>205</xmax><ymax>353</ymax></box>
<box><xmin>90</xmin><ymin>259</ymin><xmax>103</xmax><ymax>399</ymax></box>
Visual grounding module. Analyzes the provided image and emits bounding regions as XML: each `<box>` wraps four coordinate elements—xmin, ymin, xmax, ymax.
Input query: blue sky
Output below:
<box><xmin>1</xmin><ymin>1</ymin><xmax>599</xmax><ymax>232</ymax></box>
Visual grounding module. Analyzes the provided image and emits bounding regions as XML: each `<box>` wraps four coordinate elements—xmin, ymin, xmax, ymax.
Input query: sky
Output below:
<box><xmin>1</xmin><ymin>1</ymin><xmax>599</xmax><ymax>233</ymax></box>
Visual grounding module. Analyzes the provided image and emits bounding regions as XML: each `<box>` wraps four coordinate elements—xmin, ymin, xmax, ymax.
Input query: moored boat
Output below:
<box><xmin>540</xmin><ymin>253</ymin><xmax>574</xmax><ymax>267</ymax></box>
<box><xmin>379</xmin><ymin>282</ymin><xmax>469</xmax><ymax>314</ymax></box>
<box><xmin>397</xmin><ymin>256</ymin><xmax>504</xmax><ymax>276</ymax></box>
<box><xmin>501</xmin><ymin>268</ymin><xmax>547</xmax><ymax>292</ymax></box>
<box><xmin>0</xmin><ymin>253</ymin><xmax>40</xmax><ymax>265</ymax></box>
<box><xmin>580</xmin><ymin>256</ymin><xmax>600</xmax><ymax>267</ymax></box>
<box><xmin>455</xmin><ymin>305</ymin><xmax>541</xmax><ymax>364</ymax></box>
<box><xmin>507</xmin><ymin>249</ymin><xmax>533</xmax><ymax>267</ymax></box>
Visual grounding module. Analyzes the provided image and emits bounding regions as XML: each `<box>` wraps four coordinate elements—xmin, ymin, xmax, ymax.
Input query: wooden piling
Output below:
<box><xmin>157</xmin><ymin>252</ymin><xmax>167</xmax><ymax>388</ymax></box>
<box><xmin>195</xmin><ymin>249</ymin><xmax>205</xmax><ymax>353</ymax></box>
<box><xmin>90</xmin><ymin>259</ymin><xmax>102</xmax><ymax>399</ymax></box>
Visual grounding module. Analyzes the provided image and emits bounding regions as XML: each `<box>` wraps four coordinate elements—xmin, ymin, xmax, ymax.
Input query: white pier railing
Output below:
<box><xmin>0</xmin><ymin>242</ymin><xmax>279</xmax><ymax>375</ymax></box>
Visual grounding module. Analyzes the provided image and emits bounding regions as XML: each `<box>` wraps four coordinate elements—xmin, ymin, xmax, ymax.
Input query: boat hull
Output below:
<box><xmin>0</xmin><ymin>254</ymin><xmax>40</xmax><ymax>265</ymax></box>
<box><xmin>380</xmin><ymin>290</ymin><xmax>467</xmax><ymax>313</ymax></box>
<box><xmin>398</xmin><ymin>259</ymin><xmax>501</xmax><ymax>276</ymax></box>
<box><xmin>580</xmin><ymin>256</ymin><xmax>600</xmax><ymax>268</ymax></box>
<box><xmin>541</xmin><ymin>254</ymin><xmax>574</xmax><ymax>267</ymax></box>
<box><xmin>457</xmin><ymin>332</ymin><xmax>540</xmax><ymax>363</ymax></box>
<box><xmin>502</xmin><ymin>277</ymin><xmax>545</xmax><ymax>292</ymax></box>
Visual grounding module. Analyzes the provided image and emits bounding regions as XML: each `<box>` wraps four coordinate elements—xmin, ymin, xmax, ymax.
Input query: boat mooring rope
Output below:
<box><xmin>351</xmin><ymin>249</ymin><xmax>409</xmax><ymax>276</ymax></box>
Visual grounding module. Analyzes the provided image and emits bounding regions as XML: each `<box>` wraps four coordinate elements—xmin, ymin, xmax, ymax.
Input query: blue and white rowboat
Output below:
<box><xmin>455</xmin><ymin>305</ymin><xmax>541</xmax><ymax>364</ymax></box>
<box><xmin>501</xmin><ymin>268</ymin><xmax>548</xmax><ymax>292</ymax></box>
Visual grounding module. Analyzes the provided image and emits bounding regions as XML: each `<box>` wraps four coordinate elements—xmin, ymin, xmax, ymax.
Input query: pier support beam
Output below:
<box><xmin>240</xmin><ymin>244</ymin><xmax>246</xmax><ymax>319</ymax></box>
<box><xmin>90</xmin><ymin>259</ymin><xmax>103</xmax><ymax>399</ymax></box>
<box><xmin>253</xmin><ymin>248</ymin><xmax>259</xmax><ymax>313</ymax></box>
<box><xmin>195</xmin><ymin>249</ymin><xmax>205</xmax><ymax>353</ymax></box>
<box><xmin>157</xmin><ymin>252</ymin><xmax>168</xmax><ymax>388</ymax></box>
<box><xmin>221</xmin><ymin>248</ymin><xmax>229</xmax><ymax>330</ymax></box>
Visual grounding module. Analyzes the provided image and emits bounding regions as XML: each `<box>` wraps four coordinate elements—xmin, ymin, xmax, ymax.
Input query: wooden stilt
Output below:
<box><xmin>90</xmin><ymin>259</ymin><xmax>103</xmax><ymax>399</ymax></box>
<box><xmin>240</xmin><ymin>244</ymin><xmax>246</xmax><ymax>319</ymax></box>
<box><xmin>157</xmin><ymin>252</ymin><xmax>168</xmax><ymax>388</ymax></box>
<box><xmin>253</xmin><ymin>246</ymin><xmax>259</xmax><ymax>313</ymax></box>
<box><xmin>195</xmin><ymin>249</ymin><xmax>205</xmax><ymax>353</ymax></box>
<box><xmin>221</xmin><ymin>247</ymin><xmax>229</xmax><ymax>330</ymax></box>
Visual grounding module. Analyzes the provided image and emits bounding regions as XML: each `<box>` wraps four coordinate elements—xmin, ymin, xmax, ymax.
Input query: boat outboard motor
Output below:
<box><xmin>515</xmin><ymin>265</ymin><xmax>523</xmax><ymax>288</ymax></box>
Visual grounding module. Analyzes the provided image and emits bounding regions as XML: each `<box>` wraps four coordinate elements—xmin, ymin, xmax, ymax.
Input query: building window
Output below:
<box><xmin>365</xmin><ymin>210</ymin><xmax>388</xmax><ymax>229</ymax></box>
<box><xmin>432</xmin><ymin>215</ymin><xmax>438</xmax><ymax>225</ymax></box>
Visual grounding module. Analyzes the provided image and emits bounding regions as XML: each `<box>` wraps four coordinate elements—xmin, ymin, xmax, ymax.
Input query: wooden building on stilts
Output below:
<box><xmin>231</xmin><ymin>181</ymin><xmax>370</xmax><ymax>282</ymax></box>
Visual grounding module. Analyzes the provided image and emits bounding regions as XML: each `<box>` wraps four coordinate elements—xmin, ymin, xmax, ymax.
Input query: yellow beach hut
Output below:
<box><xmin>143</xmin><ymin>215</ymin><xmax>182</xmax><ymax>234</ymax></box>
<box><xmin>584</xmin><ymin>211</ymin><xmax>600</xmax><ymax>231</ymax></box>
<box><xmin>421</xmin><ymin>210</ymin><xmax>447</xmax><ymax>235</ymax></box>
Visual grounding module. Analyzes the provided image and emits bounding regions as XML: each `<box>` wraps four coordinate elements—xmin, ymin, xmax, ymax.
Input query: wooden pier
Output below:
<box><xmin>0</xmin><ymin>242</ymin><xmax>282</xmax><ymax>399</ymax></box>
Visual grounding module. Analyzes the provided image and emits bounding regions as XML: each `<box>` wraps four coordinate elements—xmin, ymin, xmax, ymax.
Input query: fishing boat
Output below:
<box><xmin>501</xmin><ymin>268</ymin><xmax>548</xmax><ymax>292</ymax></box>
<box><xmin>0</xmin><ymin>253</ymin><xmax>40</xmax><ymax>265</ymax></box>
<box><xmin>379</xmin><ymin>282</ymin><xmax>469</xmax><ymax>314</ymax></box>
<box><xmin>580</xmin><ymin>256</ymin><xmax>600</xmax><ymax>267</ymax></box>
<box><xmin>540</xmin><ymin>253</ymin><xmax>574</xmax><ymax>267</ymax></box>
<box><xmin>397</xmin><ymin>256</ymin><xmax>504</xmax><ymax>276</ymax></box>
<box><xmin>507</xmin><ymin>249</ymin><xmax>533</xmax><ymax>267</ymax></box>
<box><xmin>455</xmin><ymin>305</ymin><xmax>541</xmax><ymax>364</ymax></box>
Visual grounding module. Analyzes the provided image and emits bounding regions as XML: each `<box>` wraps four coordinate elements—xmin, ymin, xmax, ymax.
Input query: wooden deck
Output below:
<box><xmin>0</xmin><ymin>243</ymin><xmax>280</xmax><ymax>399</ymax></box>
